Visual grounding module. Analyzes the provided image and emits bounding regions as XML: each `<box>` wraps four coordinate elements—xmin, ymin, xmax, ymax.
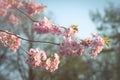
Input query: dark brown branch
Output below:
<box><xmin>0</xmin><ymin>30</ymin><xmax>60</xmax><ymax>45</ymax></box>
<box><xmin>16</xmin><ymin>8</ymin><xmax>40</xmax><ymax>22</ymax></box>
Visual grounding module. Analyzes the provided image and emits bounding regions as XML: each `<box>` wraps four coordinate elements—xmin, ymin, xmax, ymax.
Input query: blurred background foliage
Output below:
<box><xmin>0</xmin><ymin>2</ymin><xmax>120</xmax><ymax>80</ymax></box>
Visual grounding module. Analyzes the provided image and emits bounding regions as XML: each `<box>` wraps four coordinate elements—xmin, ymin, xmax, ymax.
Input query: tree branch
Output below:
<box><xmin>0</xmin><ymin>30</ymin><xmax>60</xmax><ymax>45</ymax></box>
<box><xmin>16</xmin><ymin>8</ymin><xmax>40</xmax><ymax>22</ymax></box>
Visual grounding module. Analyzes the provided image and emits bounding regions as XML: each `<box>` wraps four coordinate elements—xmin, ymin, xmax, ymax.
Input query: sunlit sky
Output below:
<box><xmin>36</xmin><ymin>0</ymin><xmax>119</xmax><ymax>38</ymax></box>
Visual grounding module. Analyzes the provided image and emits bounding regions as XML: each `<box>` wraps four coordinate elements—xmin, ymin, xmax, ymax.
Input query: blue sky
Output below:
<box><xmin>36</xmin><ymin>0</ymin><xmax>119</xmax><ymax>38</ymax></box>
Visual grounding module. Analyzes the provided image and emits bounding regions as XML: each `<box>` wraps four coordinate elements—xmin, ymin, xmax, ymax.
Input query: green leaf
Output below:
<box><xmin>71</xmin><ymin>24</ymin><xmax>78</xmax><ymax>31</ymax></box>
<box><xmin>80</xmin><ymin>40</ymin><xmax>88</xmax><ymax>46</ymax></box>
<box><xmin>103</xmin><ymin>36</ymin><xmax>110</xmax><ymax>47</ymax></box>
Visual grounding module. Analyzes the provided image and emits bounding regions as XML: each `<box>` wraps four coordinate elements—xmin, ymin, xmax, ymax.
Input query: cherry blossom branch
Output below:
<box><xmin>16</xmin><ymin>8</ymin><xmax>40</xmax><ymax>22</ymax></box>
<box><xmin>0</xmin><ymin>30</ymin><xmax>60</xmax><ymax>45</ymax></box>
<box><xmin>19</xmin><ymin>46</ymin><xmax>28</xmax><ymax>54</ymax></box>
<box><xmin>0</xmin><ymin>0</ymin><xmax>107</xmax><ymax>72</ymax></box>
<box><xmin>16</xmin><ymin>8</ymin><xmax>68</xmax><ymax>31</ymax></box>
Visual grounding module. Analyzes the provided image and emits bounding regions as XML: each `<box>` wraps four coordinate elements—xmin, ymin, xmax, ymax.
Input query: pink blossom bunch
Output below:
<box><xmin>26</xmin><ymin>48</ymin><xmax>47</xmax><ymax>68</ymax></box>
<box><xmin>11</xmin><ymin>1</ymin><xmax>23</xmax><ymax>9</ymax></box>
<box><xmin>51</xmin><ymin>25</ymin><xmax>63</xmax><ymax>35</ymax></box>
<box><xmin>0</xmin><ymin>0</ymin><xmax>22</xmax><ymax>17</ymax></box>
<box><xmin>44</xmin><ymin>53</ymin><xmax>60</xmax><ymax>72</ymax></box>
<box><xmin>89</xmin><ymin>35</ymin><xmax>105</xmax><ymax>57</ymax></box>
<box><xmin>26</xmin><ymin>48</ymin><xmax>60</xmax><ymax>72</ymax></box>
<box><xmin>81</xmin><ymin>34</ymin><xmax>104</xmax><ymax>57</ymax></box>
<box><xmin>64</xmin><ymin>26</ymin><xmax>78</xmax><ymax>38</ymax></box>
<box><xmin>0</xmin><ymin>0</ymin><xmax>22</xmax><ymax>25</ymax></box>
<box><xmin>23</xmin><ymin>0</ymin><xmax>45</xmax><ymax>15</ymax></box>
<box><xmin>0</xmin><ymin>0</ymin><xmax>45</xmax><ymax>25</ymax></box>
<box><xmin>59</xmin><ymin>31</ymin><xmax>105</xmax><ymax>57</ymax></box>
<box><xmin>5</xmin><ymin>0</ymin><xmax>23</xmax><ymax>9</ymax></box>
<box><xmin>59</xmin><ymin>25</ymin><xmax>85</xmax><ymax>56</ymax></box>
<box><xmin>34</xmin><ymin>17</ymin><xmax>62</xmax><ymax>35</ymax></box>
<box><xmin>0</xmin><ymin>0</ymin><xmax>10</xmax><ymax>17</ymax></box>
<box><xmin>0</xmin><ymin>0</ymin><xmax>106</xmax><ymax>73</ymax></box>
<box><xmin>60</xmin><ymin>25</ymin><xmax>79</xmax><ymax>42</ymax></box>
<box><xmin>59</xmin><ymin>38</ymin><xmax>85</xmax><ymax>56</ymax></box>
<box><xmin>0</xmin><ymin>31</ymin><xmax>21</xmax><ymax>52</ymax></box>
<box><xmin>0</xmin><ymin>8</ymin><xmax>7</xmax><ymax>17</ymax></box>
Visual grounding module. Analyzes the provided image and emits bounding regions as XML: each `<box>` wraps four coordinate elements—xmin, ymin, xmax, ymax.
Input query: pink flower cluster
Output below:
<box><xmin>59</xmin><ymin>38</ymin><xmax>85</xmax><ymax>56</ymax></box>
<box><xmin>26</xmin><ymin>48</ymin><xmax>60</xmax><ymax>72</ymax></box>
<box><xmin>64</xmin><ymin>26</ymin><xmax>78</xmax><ymax>38</ymax></box>
<box><xmin>44</xmin><ymin>53</ymin><xmax>60</xmax><ymax>72</ymax></box>
<box><xmin>0</xmin><ymin>0</ymin><xmax>10</xmax><ymax>17</ymax></box>
<box><xmin>0</xmin><ymin>31</ymin><xmax>21</xmax><ymax>52</ymax></box>
<box><xmin>0</xmin><ymin>0</ymin><xmax>22</xmax><ymax>25</ymax></box>
<box><xmin>89</xmin><ymin>35</ymin><xmax>104</xmax><ymax>57</ymax></box>
<box><xmin>0</xmin><ymin>0</ymin><xmax>45</xmax><ymax>25</ymax></box>
<box><xmin>0</xmin><ymin>0</ymin><xmax>45</xmax><ymax>16</ymax></box>
<box><xmin>0</xmin><ymin>0</ymin><xmax>106</xmax><ymax>73</ymax></box>
<box><xmin>26</xmin><ymin>48</ymin><xmax>47</xmax><ymax>68</ymax></box>
<box><xmin>82</xmin><ymin>34</ymin><xmax>104</xmax><ymax>57</ymax></box>
<box><xmin>34</xmin><ymin>17</ymin><xmax>62</xmax><ymax>35</ymax></box>
<box><xmin>59</xmin><ymin>26</ymin><xmax>85</xmax><ymax>56</ymax></box>
<box><xmin>33</xmin><ymin>14</ymin><xmax>105</xmax><ymax>57</ymax></box>
<box><xmin>0</xmin><ymin>0</ymin><xmax>22</xmax><ymax>17</ymax></box>
<box><xmin>59</xmin><ymin>27</ymin><xmax>104</xmax><ymax>57</ymax></box>
<box><xmin>23</xmin><ymin>0</ymin><xmax>45</xmax><ymax>15</ymax></box>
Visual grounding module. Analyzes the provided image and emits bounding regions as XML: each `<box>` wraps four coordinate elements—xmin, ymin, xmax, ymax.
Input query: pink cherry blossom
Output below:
<box><xmin>62</xmin><ymin>25</ymin><xmax>78</xmax><ymax>42</ymax></box>
<box><xmin>0</xmin><ymin>0</ymin><xmax>106</xmax><ymax>73</ymax></box>
<box><xmin>64</xmin><ymin>26</ymin><xmax>78</xmax><ymax>38</ymax></box>
<box><xmin>84</xmin><ymin>37</ymin><xmax>92</xmax><ymax>44</ymax></box>
<box><xmin>44</xmin><ymin>53</ymin><xmax>60</xmax><ymax>72</ymax></box>
<box><xmin>39</xmin><ymin>50</ymin><xmax>47</xmax><ymax>61</ymax></box>
<box><xmin>89</xmin><ymin>36</ymin><xmax>104</xmax><ymax>57</ymax></box>
<box><xmin>59</xmin><ymin>37</ymin><xmax>85</xmax><ymax>56</ymax></box>
<box><xmin>23</xmin><ymin>0</ymin><xmax>45</xmax><ymax>15</ymax></box>
<box><xmin>0</xmin><ymin>31</ymin><xmax>21</xmax><ymax>52</ymax></box>
<box><xmin>0</xmin><ymin>8</ymin><xmax>7</xmax><ymax>17</ymax></box>
<box><xmin>11</xmin><ymin>1</ymin><xmax>23</xmax><ymax>8</ymax></box>
<box><xmin>0</xmin><ymin>0</ymin><xmax>22</xmax><ymax>10</ymax></box>
<box><xmin>33</xmin><ymin>17</ymin><xmax>62</xmax><ymax>35</ymax></box>
<box><xmin>0</xmin><ymin>1</ymin><xmax>9</xmax><ymax>17</ymax></box>
<box><xmin>26</xmin><ymin>49</ymin><xmax>60</xmax><ymax>72</ymax></box>
<box><xmin>59</xmin><ymin>32</ymin><xmax>105</xmax><ymax>57</ymax></box>
<box><xmin>26</xmin><ymin>48</ymin><xmax>47</xmax><ymax>68</ymax></box>
<box><xmin>51</xmin><ymin>25</ymin><xmax>63</xmax><ymax>35</ymax></box>
<box><xmin>33</xmin><ymin>17</ymin><xmax>53</xmax><ymax>34</ymax></box>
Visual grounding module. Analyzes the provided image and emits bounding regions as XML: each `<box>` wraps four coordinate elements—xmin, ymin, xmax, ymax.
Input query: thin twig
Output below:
<box><xmin>19</xmin><ymin>46</ymin><xmax>28</xmax><ymax>54</ymax></box>
<box><xmin>0</xmin><ymin>30</ymin><xmax>60</xmax><ymax>45</ymax></box>
<box><xmin>16</xmin><ymin>8</ymin><xmax>40</xmax><ymax>22</ymax></box>
<box><xmin>16</xmin><ymin>8</ymin><xmax>66</xmax><ymax>30</ymax></box>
